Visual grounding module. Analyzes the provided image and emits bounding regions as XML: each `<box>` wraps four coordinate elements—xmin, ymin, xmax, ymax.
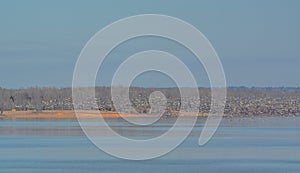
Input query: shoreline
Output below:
<box><xmin>0</xmin><ymin>110</ymin><xmax>140</xmax><ymax>119</ymax></box>
<box><xmin>0</xmin><ymin>110</ymin><xmax>296</xmax><ymax>120</ymax></box>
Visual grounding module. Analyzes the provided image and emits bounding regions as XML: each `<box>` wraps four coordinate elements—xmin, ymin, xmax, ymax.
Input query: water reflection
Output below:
<box><xmin>0</xmin><ymin>117</ymin><xmax>300</xmax><ymax>173</ymax></box>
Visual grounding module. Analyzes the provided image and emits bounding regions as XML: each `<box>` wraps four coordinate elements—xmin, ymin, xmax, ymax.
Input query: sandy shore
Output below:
<box><xmin>0</xmin><ymin>110</ymin><xmax>143</xmax><ymax>119</ymax></box>
<box><xmin>0</xmin><ymin>110</ymin><xmax>213</xmax><ymax>119</ymax></box>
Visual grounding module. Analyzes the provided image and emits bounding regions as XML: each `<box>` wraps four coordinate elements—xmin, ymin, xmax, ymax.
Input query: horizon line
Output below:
<box><xmin>1</xmin><ymin>85</ymin><xmax>300</xmax><ymax>90</ymax></box>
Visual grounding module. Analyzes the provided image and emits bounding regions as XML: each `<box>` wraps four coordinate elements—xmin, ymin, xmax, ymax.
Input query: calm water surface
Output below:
<box><xmin>0</xmin><ymin>117</ymin><xmax>300</xmax><ymax>173</ymax></box>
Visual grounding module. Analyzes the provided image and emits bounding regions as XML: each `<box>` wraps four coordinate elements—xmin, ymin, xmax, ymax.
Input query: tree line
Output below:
<box><xmin>0</xmin><ymin>86</ymin><xmax>299</xmax><ymax>117</ymax></box>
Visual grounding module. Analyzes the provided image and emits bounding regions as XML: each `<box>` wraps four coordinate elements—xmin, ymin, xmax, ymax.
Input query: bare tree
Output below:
<box><xmin>10</xmin><ymin>95</ymin><xmax>15</xmax><ymax>110</ymax></box>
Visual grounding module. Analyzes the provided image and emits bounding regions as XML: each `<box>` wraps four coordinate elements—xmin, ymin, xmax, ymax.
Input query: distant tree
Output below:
<box><xmin>10</xmin><ymin>96</ymin><xmax>14</xmax><ymax>103</ymax></box>
<box><xmin>10</xmin><ymin>96</ymin><xmax>15</xmax><ymax>110</ymax></box>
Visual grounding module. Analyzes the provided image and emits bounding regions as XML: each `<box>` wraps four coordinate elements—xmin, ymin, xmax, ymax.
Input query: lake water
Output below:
<box><xmin>0</xmin><ymin>117</ymin><xmax>300</xmax><ymax>173</ymax></box>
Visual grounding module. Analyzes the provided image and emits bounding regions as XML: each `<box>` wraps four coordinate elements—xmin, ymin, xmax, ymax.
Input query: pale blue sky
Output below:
<box><xmin>0</xmin><ymin>0</ymin><xmax>300</xmax><ymax>88</ymax></box>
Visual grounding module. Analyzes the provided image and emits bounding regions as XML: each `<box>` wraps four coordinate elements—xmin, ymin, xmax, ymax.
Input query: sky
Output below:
<box><xmin>0</xmin><ymin>0</ymin><xmax>300</xmax><ymax>88</ymax></box>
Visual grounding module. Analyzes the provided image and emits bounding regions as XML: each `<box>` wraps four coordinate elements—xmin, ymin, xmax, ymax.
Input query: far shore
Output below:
<box><xmin>0</xmin><ymin>110</ymin><xmax>215</xmax><ymax>119</ymax></box>
<box><xmin>0</xmin><ymin>110</ymin><xmax>294</xmax><ymax>120</ymax></box>
<box><xmin>0</xmin><ymin>110</ymin><xmax>139</xmax><ymax>119</ymax></box>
